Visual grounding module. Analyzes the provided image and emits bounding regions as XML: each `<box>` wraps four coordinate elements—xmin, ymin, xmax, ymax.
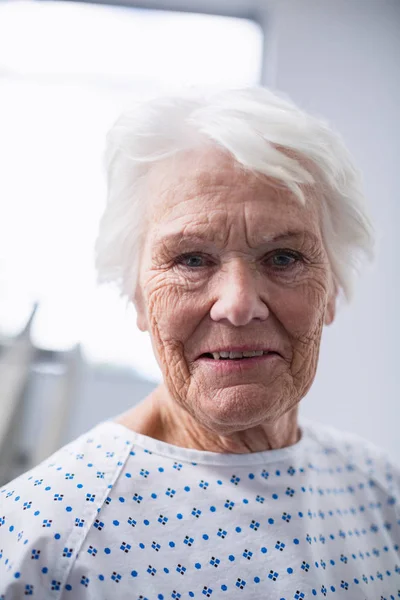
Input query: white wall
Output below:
<box><xmin>262</xmin><ymin>0</ymin><xmax>400</xmax><ymax>459</ymax></box>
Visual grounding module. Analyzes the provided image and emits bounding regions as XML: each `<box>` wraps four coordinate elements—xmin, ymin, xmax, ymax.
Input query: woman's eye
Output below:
<box><xmin>175</xmin><ymin>254</ymin><xmax>208</xmax><ymax>268</ymax></box>
<box><xmin>269</xmin><ymin>250</ymin><xmax>301</xmax><ymax>269</ymax></box>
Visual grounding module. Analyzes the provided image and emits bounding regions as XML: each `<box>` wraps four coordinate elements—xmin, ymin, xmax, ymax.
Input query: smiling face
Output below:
<box><xmin>135</xmin><ymin>146</ymin><xmax>336</xmax><ymax>436</ymax></box>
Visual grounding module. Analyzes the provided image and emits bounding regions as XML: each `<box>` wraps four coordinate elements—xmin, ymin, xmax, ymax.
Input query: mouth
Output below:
<box><xmin>198</xmin><ymin>349</ymin><xmax>281</xmax><ymax>361</ymax></box>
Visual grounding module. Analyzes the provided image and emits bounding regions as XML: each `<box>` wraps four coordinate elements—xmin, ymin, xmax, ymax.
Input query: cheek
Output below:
<box><xmin>273</xmin><ymin>276</ymin><xmax>327</xmax><ymax>337</ymax></box>
<box><xmin>274</xmin><ymin>280</ymin><xmax>327</xmax><ymax>393</ymax></box>
<box><xmin>144</xmin><ymin>274</ymin><xmax>206</xmax><ymax>365</ymax></box>
<box><xmin>145</xmin><ymin>281</ymin><xmax>210</xmax><ymax>405</ymax></box>
<box><xmin>145</xmin><ymin>284</ymin><xmax>189</xmax><ymax>399</ymax></box>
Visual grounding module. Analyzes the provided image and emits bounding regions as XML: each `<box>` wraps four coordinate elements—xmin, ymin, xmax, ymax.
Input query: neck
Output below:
<box><xmin>115</xmin><ymin>384</ymin><xmax>301</xmax><ymax>454</ymax></box>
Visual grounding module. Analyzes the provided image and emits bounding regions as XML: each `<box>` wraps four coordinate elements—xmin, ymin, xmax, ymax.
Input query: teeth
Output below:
<box><xmin>210</xmin><ymin>350</ymin><xmax>271</xmax><ymax>360</ymax></box>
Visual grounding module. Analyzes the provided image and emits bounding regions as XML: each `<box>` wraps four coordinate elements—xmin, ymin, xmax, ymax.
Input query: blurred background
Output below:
<box><xmin>0</xmin><ymin>0</ymin><xmax>399</xmax><ymax>485</ymax></box>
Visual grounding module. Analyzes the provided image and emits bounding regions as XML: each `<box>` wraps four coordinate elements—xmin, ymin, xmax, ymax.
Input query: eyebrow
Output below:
<box><xmin>261</xmin><ymin>230</ymin><xmax>320</xmax><ymax>245</ymax></box>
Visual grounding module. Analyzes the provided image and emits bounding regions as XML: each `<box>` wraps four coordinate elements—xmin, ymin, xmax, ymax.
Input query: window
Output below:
<box><xmin>0</xmin><ymin>0</ymin><xmax>263</xmax><ymax>381</ymax></box>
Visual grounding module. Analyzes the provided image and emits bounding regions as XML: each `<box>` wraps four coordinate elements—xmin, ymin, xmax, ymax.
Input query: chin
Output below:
<box><xmin>192</xmin><ymin>384</ymin><xmax>286</xmax><ymax>434</ymax></box>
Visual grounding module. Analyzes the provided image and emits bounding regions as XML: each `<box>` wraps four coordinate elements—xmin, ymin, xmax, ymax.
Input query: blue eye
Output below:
<box><xmin>273</xmin><ymin>254</ymin><xmax>294</xmax><ymax>266</ymax></box>
<box><xmin>270</xmin><ymin>251</ymin><xmax>301</xmax><ymax>269</ymax></box>
<box><xmin>176</xmin><ymin>254</ymin><xmax>206</xmax><ymax>268</ymax></box>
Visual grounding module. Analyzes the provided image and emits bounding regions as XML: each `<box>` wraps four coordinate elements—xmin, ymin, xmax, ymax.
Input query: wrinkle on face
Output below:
<box><xmin>135</xmin><ymin>145</ymin><xmax>336</xmax><ymax>443</ymax></box>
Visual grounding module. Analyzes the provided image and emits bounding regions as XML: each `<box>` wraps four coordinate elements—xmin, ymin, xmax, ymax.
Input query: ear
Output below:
<box><xmin>134</xmin><ymin>285</ymin><xmax>149</xmax><ymax>332</ymax></box>
<box><xmin>324</xmin><ymin>280</ymin><xmax>337</xmax><ymax>326</ymax></box>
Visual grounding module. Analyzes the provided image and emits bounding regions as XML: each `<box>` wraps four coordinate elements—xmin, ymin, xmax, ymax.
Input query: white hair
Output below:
<box><xmin>95</xmin><ymin>86</ymin><xmax>375</xmax><ymax>303</ymax></box>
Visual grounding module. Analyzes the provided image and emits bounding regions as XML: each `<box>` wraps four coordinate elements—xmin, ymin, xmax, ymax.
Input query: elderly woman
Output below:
<box><xmin>1</xmin><ymin>87</ymin><xmax>399</xmax><ymax>600</ymax></box>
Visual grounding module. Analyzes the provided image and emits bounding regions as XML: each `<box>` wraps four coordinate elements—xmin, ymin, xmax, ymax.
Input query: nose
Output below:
<box><xmin>209</xmin><ymin>259</ymin><xmax>269</xmax><ymax>326</ymax></box>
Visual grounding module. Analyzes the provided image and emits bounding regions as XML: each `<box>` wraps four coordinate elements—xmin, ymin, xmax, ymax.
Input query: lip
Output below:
<box><xmin>196</xmin><ymin>346</ymin><xmax>282</xmax><ymax>359</ymax></box>
<box><xmin>197</xmin><ymin>352</ymin><xmax>282</xmax><ymax>372</ymax></box>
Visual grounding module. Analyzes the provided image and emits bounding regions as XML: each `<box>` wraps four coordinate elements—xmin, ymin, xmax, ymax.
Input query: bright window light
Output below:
<box><xmin>0</xmin><ymin>0</ymin><xmax>263</xmax><ymax>381</ymax></box>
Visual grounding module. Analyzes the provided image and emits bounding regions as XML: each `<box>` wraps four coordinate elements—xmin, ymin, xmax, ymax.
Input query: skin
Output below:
<box><xmin>116</xmin><ymin>145</ymin><xmax>337</xmax><ymax>453</ymax></box>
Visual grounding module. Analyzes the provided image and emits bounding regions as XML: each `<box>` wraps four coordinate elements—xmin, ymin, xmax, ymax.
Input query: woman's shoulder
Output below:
<box><xmin>0</xmin><ymin>421</ymin><xmax>135</xmax><ymax>597</ymax></box>
<box><xmin>0</xmin><ymin>420</ymin><xmax>135</xmax><ymax>507</ymax></box>
<box><xmin>301</xmin><ymin>416</ymin><xmax>400</xmax><ymax>500</ymax></box>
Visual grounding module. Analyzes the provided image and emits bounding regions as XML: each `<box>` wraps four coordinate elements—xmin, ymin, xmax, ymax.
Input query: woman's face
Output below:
<box><xmin>135</xmin><ymin>146</ymin><xmax>336</xmax><ymax>435</ymax></box>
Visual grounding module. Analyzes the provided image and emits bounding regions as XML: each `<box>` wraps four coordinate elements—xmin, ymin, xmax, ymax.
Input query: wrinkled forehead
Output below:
<box><xmin>145</xmin><ymin>145</ymin><xmax>322</xmax><ymax>238</ymax></box>
<box><xmin>148</xmin><ymin>146</ymin><xmax>256</xmax><ymax>200</ymax></box>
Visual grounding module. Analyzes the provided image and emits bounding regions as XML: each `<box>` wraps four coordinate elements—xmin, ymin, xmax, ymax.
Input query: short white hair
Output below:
<box><xmin>95</xmin><ymin>86</ymin><xmax>375</xmax><ymax>303</ymax></box>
